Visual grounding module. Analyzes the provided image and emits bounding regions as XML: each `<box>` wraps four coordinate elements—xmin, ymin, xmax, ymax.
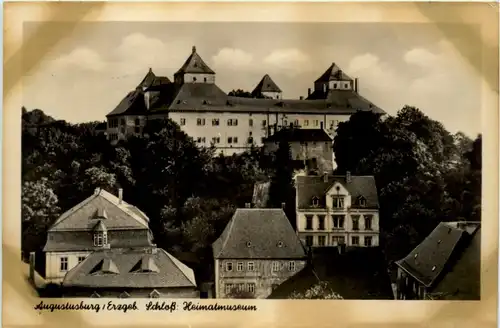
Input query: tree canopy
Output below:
<box><xmin>333</xmin><ymin>106</ymin><xmax>481</xmax><ymax>263</ymax></box>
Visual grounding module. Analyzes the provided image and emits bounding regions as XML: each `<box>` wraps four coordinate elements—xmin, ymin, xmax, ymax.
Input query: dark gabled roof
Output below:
<box><xmin>395</xmin><ymin>222</ymin><xmax>473</xmax><ymax>288</ymax></box>
<box><xmin>163</xmin><ymin>83</ymin><xmax>229</xmax><ymax>111</ymax></box>
<box><xmin>295</xmin><ymin>175</ymin><xmax>379</xmax><ymax>209</ymax></box>
<box><xmin>175</xmin><ymin>46</ymin><xmax>215</xmax><ymax>75</ymax></box>
<box><xmin>315</xmin><ymin>63</ymin><xmax>353</xmax><ymax>83</ymax></box>
<box><xmin>306</xmin><ymin>89</ymin><xmax>384</xmax><ymax>114</ymax></box>
<box><xmin>93</xmin><ymin>220</ymin><xmax>107</xmax><ymax>232</ymax></box>
<box><xmin>251</xmin><ymin>74</ymin><xmax>282</xmax><ymax>96</ymax></box>
<box><xmin>138</xmin><ymin>68</ymin><xmax>157</xmax><ymax>89</ymax></box>
<box><xmin>264</xmin><ymin>129</ymin><xmax>332</xmax><ymax>143</ymax></box>
<box><xmin>430</xmin><ymin>226</ymin><xmax>480</xmax><ymax>300</ymax></box>
<box><xmin>45</xmin><ymin>189</ymin><xmax>149</xmax><ymax>234</ymax></box>
<box><xmin>62</xmin><ymin>247</ymin><xmax>197</xmax><ymax>289</ymax></box>
<box><xmin>106</xmin><ymin>89</ymin><xmax>148</xmax><ymax>117</ymax></box>
<box><xmin>212</xmin><ymin>209</ymin><xmax>307</xmax><ymax>259</ymax></box>
<box><xmin>89</xmin><ymin>258</ymin><xmax>120</xmax><ymax>275</ymax></box>
<box><xmin>268</xmin><ymin>247</ymin><xmax>394</xmax><ymax>299</ymax></box>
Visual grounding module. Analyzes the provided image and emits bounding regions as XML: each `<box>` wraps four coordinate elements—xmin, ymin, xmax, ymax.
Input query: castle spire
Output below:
<box><xmin>192</xmin><ymin>46</ymin><xmax>196</xmax><ymax>54</ymax></box>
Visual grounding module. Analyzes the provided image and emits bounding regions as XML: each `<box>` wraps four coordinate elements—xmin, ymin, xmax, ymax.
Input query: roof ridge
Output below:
<box><xmin>160</xmin><ymin>249</ymin><xmax>197</xmax><ymax>286</ymax></box>
<box><xmin>49</xmin><ymin>194</ymin><xmax>99</xmax><ymax>230</ymax></box>
<box><xmin>98</xmin><ymin>190</ymin><xmax>149</xmax><ymax>228</ymax></box>
<box><xmin>215</xmin><ymin>210</ymin><xmax>239</xmax><ymax>258</ymax></box>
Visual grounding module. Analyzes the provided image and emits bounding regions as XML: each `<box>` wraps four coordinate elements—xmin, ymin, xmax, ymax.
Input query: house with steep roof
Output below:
<box><xmin>251</xmin><ymin>74</ymin><xmax>282</xmax><ymax>99</ymax></box>
<box><xmin>395</xmin><ymin>221</ymin><xmax>480</xmax><ymax>300</ymax></box>
<box><xmin>263</xmin><ymin>128</ymin><xmax>334</xmax><ymax>172</ymax></box>
<box><xmin>105</xmin><ymin>46</ymin><xmax>385</xmax><ymax>156</ymax></box>
<box><xmin>43</xmin><ymin>188</ymin><xmax>155</xmax><ymax>283</ymax></box>
<box><xmin>62</xmin><ymin>247</ymin><xmax>198</xmax><ymax>298</ymax></box>
<box><xmin>295</xmin><ymin>172</ymin><xmax>380</xmax><ymax>248</ymax></box>
<box><xmin>212</xmin><ymin>208</ymin><xmax>307</xmax><ymax>299</ymax></box>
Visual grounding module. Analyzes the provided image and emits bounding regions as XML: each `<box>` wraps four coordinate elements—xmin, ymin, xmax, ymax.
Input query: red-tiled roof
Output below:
<box><xmin>175</xmin><ymin>46</ymin><xmax>215</xmax><ymax>75</ymax></box>
<box><xmin>212</xmin><ymin>209</ymin><xmax>307</xmax><ymax>259</ymax></box>
<box><xmin>62</xmin><ymin>247</ymin><xmax>197</xmax><ymax>289</ymax></box>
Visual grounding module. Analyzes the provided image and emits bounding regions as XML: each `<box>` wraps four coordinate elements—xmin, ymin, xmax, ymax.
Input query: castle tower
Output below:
<box><xmin>174</xmin><ymin>46</ymin><xmax>216</xmax><ymax>85</ymax></box>
<box><xmin>137</xmin><ymin>68</ymin><xmax>171</xmax><ymax>110</ymax></box>
<box><xmin>311</xmin><ymin>63</ymin><xmax>355</xmax><ymax>96</ymax></box>
<box><xmin>251</xmin><ymin>74</ymin><xmax>282</xmax><ymax>99</ymax></box>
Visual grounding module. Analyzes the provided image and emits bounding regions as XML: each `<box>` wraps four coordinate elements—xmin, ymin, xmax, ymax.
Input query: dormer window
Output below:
<box><xmin>119</xmin><ymin>291</ymin><xmax>130</xmax><ymax>298</ymax></box>
<box><xmin>358</xmin><ymin>196</ymin><xmax>367</xmax><ymax>207</ymax></box>
<box><xmin>150</xmin><ymin>290</ymin><xmax>161</xmax><ymax>298</ymax></box>
<box><xmin>246</xmin><ymin>241</ymin><xmax>252</xmax><ymax>247</ymax></box>
<box><xmin>312</xmin><ymin>196</ymin><xmax>319</xmax><ymax>207</ymax></box>
<box><xmin>277</xmin><ymin>241</ymin><xmax>284</xmax><ymax>248</ymax></box>
<box><xmin>332</xmin><ymin>196</ymin><xmax>344</xmax><ymax>209</ymax></box>
<box><xmin>93</xmin><ymin>219</ymin><xmax>108</xmax><ymax>247</ymax></box>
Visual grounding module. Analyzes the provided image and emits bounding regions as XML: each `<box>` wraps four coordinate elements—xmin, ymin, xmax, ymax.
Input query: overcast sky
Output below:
<box><xmin>22</xmin><ymin>22</ymin><xmax>482</xmax><ymax>137</ymax></box>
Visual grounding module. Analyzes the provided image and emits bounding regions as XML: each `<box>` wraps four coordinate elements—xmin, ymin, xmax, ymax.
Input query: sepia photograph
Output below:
<box><xmin>19</xmin><ymin>19</ymin><xmax>485</xmax><ymax>302</ymax></box>
<box><xmin>6</xmin><ymin>7</ymin><xmax>496</xmax><ymax>327</ymax></box>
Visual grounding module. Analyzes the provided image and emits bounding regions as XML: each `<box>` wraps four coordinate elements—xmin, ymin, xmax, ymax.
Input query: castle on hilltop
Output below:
<box><xmin>105</xmin><ymin>46</ymin><xmax>385</xmax><ymax>157</ymax></box>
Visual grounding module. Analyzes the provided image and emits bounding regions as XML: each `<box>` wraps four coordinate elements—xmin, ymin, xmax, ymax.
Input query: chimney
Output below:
<box><xmin>299</xmin><ymin>96</ymin><xmax>304</xmax><ymax>100</ymax></box>
<box><xmin>118</xmin><ymin>188</ymin><xmax>123</xmax><ymax>204</ymax></box>
<box><xmin>192</xmin><ymin>45</ymin><xmax>196</xmax><ymax>54</ymax></box>
<box><xmin>94</xmin><ymin>187</ymin><xmax>100</xmax><ymax>195</ymax></box>
<box><xmin>281</xmin><ymin>202</ymin><xmax>286</xmax><ymax>209</ymax></box>
<box><xmin>308</xmin><ymin>88</ymin><xmax>311</xmax><ymax>96</ymax></box>
<box><xmin>323</xmin><ymin>172</ymin><xmax>328</xmax><ymax>183</ymax></box>
<box><xmin>245</xmin><ymin>203</ymin><xmax>251</xmax><ymax>208</ymax></box>
<box><xmin>346</xmin><ymin>171</ymin><xmax>351</xmax><ymax>183</ymax></box>
<box><xmin>148</xmin><ymin>67</ymin><xmax>152</xmax><ymax>73</ymax></box>
<box><xmin>354</xmin><ymin>78</ymin><xmax>359</xmax><ymax>93</ymax></box>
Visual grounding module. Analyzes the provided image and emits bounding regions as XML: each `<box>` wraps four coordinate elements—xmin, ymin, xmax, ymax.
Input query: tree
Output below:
<box><xmin>268</xmin><ymin>134</ymin><xmax>294</xmax><ymax>208</ymax></box>
<box><xmin>21</xmin><ymin>178</ymin><xmax>61</xmax><ymax>256</ymax></box>
<box><xmin>333</xmin><ymin>105</ymin><xmax>481</xmax><ymax>265</ymax></box>
<box><xmin>288</xmin><ymin>281</ymin><xmax>343</xmax><ymax>300</ymax></box>
<box><xmin>228</xmin><ymin>89</ymin><xmax>253</xmax><ymax>98</ymax></box>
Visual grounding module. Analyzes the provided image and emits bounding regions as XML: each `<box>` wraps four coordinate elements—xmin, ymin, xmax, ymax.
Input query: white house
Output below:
<box><xmin>295</xmin><ymin>172</ymin><xmax>380</xmax><ymax>248</ymax></box>
<box><xmin>42</xmin><ymin>188</ymin><xmax>154</xmax><ymax>284</ymax></box>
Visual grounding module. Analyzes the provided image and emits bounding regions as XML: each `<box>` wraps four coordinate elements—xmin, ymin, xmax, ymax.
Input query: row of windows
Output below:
<box><xmin>109</xmin><ymin>133</ymin><xmax>119</xmax><ymax>141</ymax></box>
<box><xmin>225</xmin><ymin>261</ymin><xmax>296</xmax><ymax>272</ymax></box>
<box><xmin>187</xmin><ymin>118</ymin><xmax>269</xmax><ymax>127</ymax></box>
<box><xmin>108</xmin><ymin>118</ymin><xmax>140</xmax><ymax>128</ymax></box>
<box><xmin>196</xmin><ymin>137</ymin><xmax>261</xmax><ymax>145</ymax></box>
<box><xmin>225</xmin><ymin>283</ymin><xmax>255</xmax><ymax>295</ymax></box>
<box><xmin>183</xmin><ymin>117</ymin><xmax>341</xmax><ymax>129</ymax></box>
<box><xmin>305</xmin><ymin>215</ymin><xmax>373</xmax><ymax>231</ymax></box>
<box><xmin>59</xmin><ymin>255</ymin><xmax>87</xmax><ymax>272</ymax></box>
<box><xmin>304</xmin><ymin>235</ymin><xmax>373</xmax><ymax>247</ymax></box>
